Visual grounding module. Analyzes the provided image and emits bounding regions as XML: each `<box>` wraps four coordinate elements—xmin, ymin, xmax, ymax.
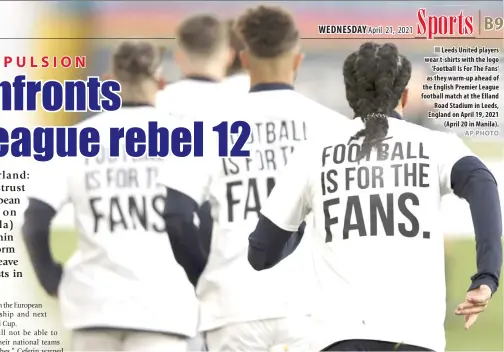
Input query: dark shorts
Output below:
<box><xmin>321</xmin><ymin>339</ymin><xmax>434</xmax><ymax>351</ymax></box>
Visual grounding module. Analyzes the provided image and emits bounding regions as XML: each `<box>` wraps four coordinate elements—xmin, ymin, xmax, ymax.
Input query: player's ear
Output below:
<box><xmin>401</xmin><ymin>88</ymin><xmax>409</xmax><ymax>108</ymax></box>
<box><xmin>102</xmin><ymin>73</ymin><xmax>114</xmax><ymax>80</ymax></box>
<box><xmin>293</xmin><ymin>53</ymin><xmax>304</xmax><ymax>71</ymax></box>
<box><xmin>239</xmin><ymin>50</ymin><xmax>249</xmax><ymax>70</ymax></box>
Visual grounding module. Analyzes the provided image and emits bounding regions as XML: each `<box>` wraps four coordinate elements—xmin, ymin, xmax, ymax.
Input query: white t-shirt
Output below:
<box><xmin>156</xmin><ymin>78</ymin><xmax>229</xmax><ymax>114</ymax></box>
<box><xmin>27</xmin><ymin>106</ymin><xmax>198</xmax><ymax>337</ymax></box>
<box><xmin>159</xmin><ymin>88</ymin><xmax>351</xmax><ymax>331</ymax></box>
<box><xmin>260</xmin><ymin>117</ymin><xmax>475</xmax><ymax>351</ymax></box>
<box><xmin>221</xmin><ymin>73</ymin><xmax>250</xmax><ymax>94</ymax></box>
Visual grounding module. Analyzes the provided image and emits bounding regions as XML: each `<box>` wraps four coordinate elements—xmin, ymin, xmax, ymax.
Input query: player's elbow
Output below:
<box><xmin>248</xmin><ymin>215</ymin><xmax>295</xmax><ymax>271</ymax></box>
<box><xmin>247</xmin><ymin>244</ymin><xmax>268</xmax><ymax>271</ymax></box>
<box><xmin>22</xmin><ymin>198</ymin><xmax>55</xmax><ymax>247</ymax></box>
<box><xmin>248</xmin><ymin>216</ymin><xmax>275</xmax><ymax>271</ymax></box>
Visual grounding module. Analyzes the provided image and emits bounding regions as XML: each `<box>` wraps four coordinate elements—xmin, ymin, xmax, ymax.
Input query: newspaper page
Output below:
<box><xmin>0</xmin><ymin>1</ymin><xmax>502</xmax><ymax>351</ymax></box>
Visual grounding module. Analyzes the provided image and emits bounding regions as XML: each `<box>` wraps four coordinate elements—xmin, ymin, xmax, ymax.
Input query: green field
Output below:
<box><xmin>27</xmin><ymin>230</ymin><xmax>503</xmax><ymax>351</ymax></box>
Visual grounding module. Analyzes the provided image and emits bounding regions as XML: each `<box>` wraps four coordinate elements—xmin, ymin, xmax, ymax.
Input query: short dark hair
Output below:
<box><xmin>236</xmin><ymin>5</ymin><xmax>299</xmax><ymax>58</ymax></box>
<box><xmin>176</xmin><ymin>14</ymin><xmax>229</xmax><ymax>56</ymax></box>
<box><xmin>112</xmin><ymin>40</ymin><xmax>163</xmax><ymax>83</ymax></box>
<box><xmin>226</xmin><ymin>19</ymin><xmax>245</xmax><ymax>75</ymax></box>
<box><xmin>343</xmin><ymin>42</ymin><xmax>412</xmax><ymax>160</ymax></box>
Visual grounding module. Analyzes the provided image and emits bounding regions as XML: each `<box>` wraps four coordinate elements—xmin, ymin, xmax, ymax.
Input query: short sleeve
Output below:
<box><xmin>438</xmin><ymin>133</ymin><xmax>476</xmax><ymax>196</ymax></box>
<box><xmin>27</xmin><ymin>158</ymin><xmax>70</xmax><ymax>211</ymax></box>
<box><xmin>155</xmin><ymin>113</ymin><xmax>225</xmax><ymax>205</ymax></box>
<box><xmin>157</xmin><ymin>122</ymin><xmax>221</xmax><ymax>206</ymax></box>
<box><xmin>158</xmin><ymin>155</ymin><xmax>217</xmax><ymax>206</ymax></box>
<box><xmin>260</xmin><ymin>144</ymin><xmax>312</xmax><ymax>232</ymax></box>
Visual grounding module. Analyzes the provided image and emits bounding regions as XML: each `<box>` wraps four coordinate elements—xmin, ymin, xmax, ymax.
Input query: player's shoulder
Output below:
<box><xmin>426</xmin><ymin>127</ymin><xmax>471</xmax><ymax>154</ymax></box>
<box><xmin>256</xmin><ymin>90</ymin><xmax>352</xmax><ymax>124</ymax></box>
<box><xmin>75</xmin><ymin>106</ymin><xmax>162</xmax><ymax>130</ymax></box>
<box><xmin>293</xmin><ymin>91</ymin><xmax>337</xmax><ymax>111</ymax></box>
<box><xmin>158</xmin><ymin>80</ymin><xmax>227</xmax><ymax>98</ymax></box>
<box><xmin>388</xmin><ymin>118</ymin><xmax>472</xmax><ymax>160</ymax></box>
<box><xmin>156</xmin><ymin>81</ymin><xmax>187</xmax><ymax>106</ymax></box>
<box><xmin>156</xmin><ymin>80</ymin><xmax>229</xmax><ymax>114</ymax></box>
<box><xmin>157</xmin><ymin>80</ymin><xmax>191</xmax><ymax>94</ymax></box>
<box><xmin>388</xmin><ymin>118</ymin><xmax>433</xmax><ymax>134</ymax></box>
<box><xmin>74</xmin><ymin>111</ymin><xmax>111</xmax><ymax>130</ymax></box>
<box><xmin>221</xmin><ymin>73</ymin><xmax>250</xmax><ymax>93</ymax></box>
<box><xmin>389</xmin><ymin>118</ymin><xmax>463</xmax><ymax>143</ymax></box>
<box><xmin>294</xmin><ymin>92</ymin><xmax>352</xmax><ymax>123</ymax></box>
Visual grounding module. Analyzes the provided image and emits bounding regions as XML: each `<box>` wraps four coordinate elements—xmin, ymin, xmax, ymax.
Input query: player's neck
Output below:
<box><xmin>228</xmin><ymin>69</ymin><xmax>246</xmax><ymax>77</ymax></box>
<box><xmin>119</xmin><ymin>85</ymin><xmax>157</xmax><ymax>106</ymax></box>
<box><xmin>181</xmin><ymin>65</ymin><xmax>226</xmax><ymax>82</ymax></box>
<box><xmin>248</xmin><ymin>71</ymin><xmax>294</xmax><ymax>88</ymax></box>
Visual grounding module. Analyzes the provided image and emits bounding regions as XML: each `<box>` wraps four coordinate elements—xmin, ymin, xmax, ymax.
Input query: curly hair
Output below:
<box><xmin>236</xmin><ymin>5</ymin><xmax>299</xmax><ymax>58</ymax></box>
<box><xmin>343</xmin><ymin>42</ymin><xmax>412</xmax><ymax>160</ymax></box>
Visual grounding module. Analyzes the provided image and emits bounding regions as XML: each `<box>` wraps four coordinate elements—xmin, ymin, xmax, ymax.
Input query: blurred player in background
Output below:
<box><xmin>155</xmin><ymin>12</ymin><xmax>234</xmax><ymax>259</ymax></box>
<box><xmin>248</xmin><ymin>42</ymin><xmax>502</xmax><ymax>351</ymax></box>
<box><xmin>221</xmin><ymin>18</ymin><xmax>250</xmax><ymax>92</ymax></box>
<box><xmin>156</xmin><ymin>14</ymin><xmax>233</xmax><ymax>110</ymax></box>
<box><xmin>159</xmin><ymin>5</ymin><xmax>350</xmax><ymax>352</ymax></box>
<box><xmin>22</xmin><ymin>40</ymin><xmax>198</xmax><ymax>352</ymax></box>
<box><xmin>155</xmin><ymin>14</ymin><xmax>235</xmax><ymax>352</ymax></box>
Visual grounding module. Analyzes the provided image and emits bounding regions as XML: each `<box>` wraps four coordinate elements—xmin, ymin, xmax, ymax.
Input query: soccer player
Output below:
<box><xmin>155</xmin><ymin>14</ymin><xmax>235</xmax><ymax>352</ymax></box>
<box><xmin>159</xmin><ymin>6</ymin><xmax>350</xmax><ymax>352</ymax></box>
<box><xmin>21</xmin><ymin>40</ymin><xmax>198</xmax><ymax>351</ymax></box>
<box><xmin>248</xmin><ymin>42</ymin><xmax>502</xmax><ymax>352</ymax></box>
<box><xmin>221</xmin><ymin>19</ymin><xmax>250</xmax><ymax>92</ymax></box>
<box><xmin>156</xmin><ymin>14</ymin><xmax>234</xmax><ymax>111</ymax></box>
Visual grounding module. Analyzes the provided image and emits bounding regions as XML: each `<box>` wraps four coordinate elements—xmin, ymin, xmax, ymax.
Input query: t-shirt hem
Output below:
<box><xmin>260</xmin><ymin>210</ymin><xmax>300</xmax><ymax>232</ymax></box>
<box><xmin>198</xmin><ymin>311</ymin><xmax>310</xmax><ymax>332</ymax></box>
<box><xmin>64</xmin><ymin>320</ymin><xmax>197</xmax><ymax>339</ymax></box>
